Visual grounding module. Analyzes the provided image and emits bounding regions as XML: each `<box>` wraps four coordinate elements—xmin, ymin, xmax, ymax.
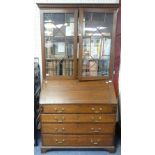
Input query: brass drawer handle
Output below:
<box><xmin>55</xmin><ymin>139</ymin><xmax>65</xmax><ymax>144</ymax></box>
<box><xmin>91</xmin><ymin>107</ymin><xmax>99</xmax><ymax>113</ymax></box>
<box><xmin>99</xmin><ymin>107</ymin><xmax>103</xmax><ymax>111</ymax></box>
<box><xmin>91</xmin><ymin>116</ymin><xmax>102</xmax><ymax>122</ymax></box>
<box><xmin>91</xmin><ymin>127</ymin><xmax>101</xmax><ymax>132</ymax></box>
<box><xmin>54</xmin><ymin>116</ymin><xmax>65</xmax><ymax>122</ymax></box>
<box><xmin>93</xmin><ymin>142</ymin><xmax>98</xmax><ymax>145</ymax></box>
<box><xmin>91</xmin><ymin>107</ymin><xmax>95</xmax><ymax>111</ymax></box>
<box><xmin>55</xmin><ymin>128</ymin><xmax>65</xmax><ymax>132</ymax></box>
<box><xmin>91</xmin><ymin>107</ymin><xmax>102</xmax><ymax>113</ymax></box>
<box><xmin>91</xmin><ymin>139</ymin><xmax>100</xmax><ymax>145</ymax></box>
<box><xmin>54</xmin><ymin>107</ymin><xmax>65</xmax><ymax>113</ymax></box>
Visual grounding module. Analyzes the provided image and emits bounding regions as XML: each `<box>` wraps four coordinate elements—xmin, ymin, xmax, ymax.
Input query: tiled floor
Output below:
<box><xmin>34</xmin><ymin>137</ymin><xmax>121</xmax><ymax>155</ymax></box>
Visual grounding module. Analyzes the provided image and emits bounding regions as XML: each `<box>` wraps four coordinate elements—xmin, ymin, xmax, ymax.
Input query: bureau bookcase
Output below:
<box><xmin>37</xmin><ymin>3</ymin><xmax>118</xmax><ymax>153</ymax></box>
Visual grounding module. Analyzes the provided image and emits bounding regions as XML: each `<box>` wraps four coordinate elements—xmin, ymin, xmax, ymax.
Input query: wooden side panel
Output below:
<box><xmin>113</xmin><ymin>5</ymin><xmax>121</xmax><ymax>97</ymax></box>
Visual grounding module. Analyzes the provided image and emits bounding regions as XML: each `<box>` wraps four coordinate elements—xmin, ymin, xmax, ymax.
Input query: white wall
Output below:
<box><xmin>34</xmin><ymin>0</ymin><xmax>119</xmax><ymax>81</ymax></box>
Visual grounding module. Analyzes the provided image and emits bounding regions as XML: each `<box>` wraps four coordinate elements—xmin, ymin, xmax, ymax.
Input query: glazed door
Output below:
<box><xmin>41</xmin><ymin>9</ymin><xmax>78</xmax><ymax>80</ymax></box>
<box><xmin>78</xmin><ymin>8</ymin><xmax>117</xmax><ymax>81</ymax></box>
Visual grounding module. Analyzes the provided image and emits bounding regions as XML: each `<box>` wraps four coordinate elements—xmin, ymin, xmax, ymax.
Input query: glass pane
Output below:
<box><xmin>82</xmin><ymin>12</ymin><xmax>113</xmax><ymax>77</ymax></box>
<box><xmin>66</xmin><ymin>37</ymin><xmax>74</xmax><ymax>58</ymax></box>
<box><xmin>66</xmin><ymin>13</ymin><xmax>74</xmax><ymax>23</ymax></box>
<box><xmin>65</xmin><ymin>22</ymin><xmax>74</xmax><ymax>36</ymax></box>
<box><xmin>66</xmin><ymin>13</ymin><xmax>74</xmax><ymax>36</ymax></box>
<box><xmin>44</xmin><ymin>13</ymin><xmax>75</xmax><ymax>77</ymax></box>
<box><xmin>45</xmin><ymin>37</ymin><xmax>65</xmax><ymax>59</ymax></box>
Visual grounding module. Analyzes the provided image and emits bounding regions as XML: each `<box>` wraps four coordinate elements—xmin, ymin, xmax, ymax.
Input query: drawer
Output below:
<box><xmin>40</xmin><ymin>114</ymin><xmax>116</xmax><ymax>123</ymax></box>
<box><xmin>41</xmin><ymin>104</ymin><xmax>116</xmax><ymax>114</ymax></box>
<box><xmin>41</xmin><ymin>123</ymin><xmax>115</xmax><ymax>134</ymax></box>
<box><xmin>42</xmin><ymin>134</ymin><xmax>114</xmax><ymax>146</ymax></box>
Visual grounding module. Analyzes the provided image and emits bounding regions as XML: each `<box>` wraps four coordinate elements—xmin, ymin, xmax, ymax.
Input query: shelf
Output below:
<box><xmin>82</xmin><ymin>56</ymin><xmax>110</xmax><ymax>60</ymax></box>
<box><xmin>82</xmin><ymin>34</ymin><xmax>111</xmax><ymax>38</ymax></box>
<box><xmin>45</xmin><ymin>35</ymin><xmax>74</xmax><ymax>38</ymax></box>
<box><xmin>46</xmin><ymin>58</ymin><xmax>73</xmax><ymax>60</ymax></box>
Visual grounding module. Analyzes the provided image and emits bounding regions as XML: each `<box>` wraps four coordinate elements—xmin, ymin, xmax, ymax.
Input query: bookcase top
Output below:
<box><xmin>37</xmin><ymin>3</ymin><xmax>119</xmax><ymax>9</ymax></box>
<box><xmin>39</xmin><ymin>80</ymin><xmax>117</xmax><ymax>104</ymax></box>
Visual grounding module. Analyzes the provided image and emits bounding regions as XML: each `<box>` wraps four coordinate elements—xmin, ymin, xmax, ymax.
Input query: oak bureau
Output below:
<box><xmin>37</xmin><ymin>3</ymin><xmax>118</xmax><ymax>153</ymax></box>
<box><xmin>39</xmin><ymin>80</ymin><xmax>117</xmax><ymax>153</ymax></box>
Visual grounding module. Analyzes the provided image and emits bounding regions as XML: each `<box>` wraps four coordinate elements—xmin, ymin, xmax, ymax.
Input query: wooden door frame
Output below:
<box><xmin>39</xmin><ymin>8</ymin><xmax>78</xmax><ymax>80</ymax></box>
<box><xmin>78</xmin><ymin>8</ymin><xmax>118</xmax><ymax>81</ymax></box>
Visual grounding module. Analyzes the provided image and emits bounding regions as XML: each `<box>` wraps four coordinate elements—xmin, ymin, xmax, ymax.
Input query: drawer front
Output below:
<box><xmin>42</xmin><ymin>134</ymin><xmax>114</xmax><ymax>146</ymax></box>
<box><xmin>41</xmin><ymin>123</ymin><xmax>115</xmax><ymax>134</ymax></box>
<box><xmin>40</xmin><ymin>114</ymin><xmax>116</xmax><ymax>123</ymax></box>
<box><xmin>41</xmin><ymin>104</ymin><xmax>116</xmax><ymax>114</ymax></box>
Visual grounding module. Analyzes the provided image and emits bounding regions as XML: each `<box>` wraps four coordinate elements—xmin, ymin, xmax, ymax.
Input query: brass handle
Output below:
<box><xmin>55</xmin><ymin>139</ymin><xmax>65</xmax><ymax>144</ymax></box>
<box><xmin>91</xmin><ymin>107</ymin><xmax>99</xmax><ymax>113</ymax></box>
<box><xmin>91</xmin><ymin>107</ymin><xmax>95</xmax><ymax>111</ymax></box>
<box><xmin>91</xmin><ymin>139</ymin><xmax>100</xmax><ymax>145</ymax></box>
<box><xmin>54</xmin><ymin>116</ymin><xmax>65</xmax><ymax>122</ymax></box>
<box><xmin>93</xmin><ymin>142</ymin><xmax>98</xmax><ymax>145</ymax></box>
<box><xmin>91</xmin><ymin>107</ymin><xmax>102</xmax><ymax>113</ymax></box>
<box><xmin>91</xmin><ymin>127</ymin><xmax>101</xmax><ymax>132</ymax></box>
<box><xmin>54</xmin><ymin>107</ymin><xmax>65</xmax><ymax>113</ymax></box>
<box><xmin>91</xmin><ymin>116</ymin><xmax>102</xmax><ymax>122</ymax></box>
<box><xmin>55</xmin><ymin>128</ymin><xmax>65</xmax><ymax>132</ymax></box>
<box><xmin>99</xmin><ymin>107</ymin><xmax>103</xmax><ymax>111</ymax></box>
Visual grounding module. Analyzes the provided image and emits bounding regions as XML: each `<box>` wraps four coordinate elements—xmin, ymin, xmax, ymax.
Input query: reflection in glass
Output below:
<box><xmin>66</xmin><ymin>37</ymin><xmax>73</xmax><ymax>58</ymax></box>
<box><xmin>82</xmin><ymin>12</ymin><xmax>113</xmax><ymax>77</ymax></box>
<box><xmin>43</xmin><ymin>13</ymin><xmax>75</xmax><ymax>77</ymax></box>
